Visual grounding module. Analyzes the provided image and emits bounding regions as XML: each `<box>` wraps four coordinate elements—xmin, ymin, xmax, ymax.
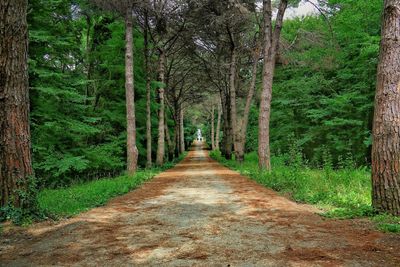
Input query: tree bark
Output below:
<box><xmin>211</xmin><ymin>105</ymin><xmax>215</xmax><ymax>150</ymax></box>
<box><xmin>216</xmin><ymin>100</ymin><xmax>221</xmax><ymax>150</ymax></box>
<box><xmin>221</xmin><ymin>90</ymin><xmax>233</xmax><ymax>159</ymax></box>
<box><xmin>371</xmin><ymin>0</ymin><xmax>400</xmax><ymax>216</ymax></box>
<box><xmin>0</xmin><ymin>0</ymin><xmax>33</xmax><ymax>207</ymax></box>
<box><xmin>156</xmin><ymin>49</ymin><xmax>166</xmax><ymax>165</ymax></box>
<box><xmin>258</xmin><ymin>0</ymin><xmax>287</xmax><ymax>170</ymax></box>
<box><xmin>174</xmin><ymin>112</ymin><xmax>180</xmax><ymax>156</ymax></box>
<box><xmin>125</xmin><ymin>8</ymin><xmax>138</xmax><ymax>175</ymax></box>
<box><xmin>229</xmin><ymin>47</ymin><xmax>239</xmax><ymax>160</ymax></box>
<box><xmin>84</xmin><ymin>14</ymin><xmax>92</xmax><ymax>106</ymax></box>
<box><xmin>144</xmin><ymin>9</ymin><xmax>152</xmax><ymax>168</ymax></box>
<box><xmin>237</xmin><ymin>43</ymin><xmax>261</xmax><ymax>162</ymax></box>
<box><xmin>164</xmin><ymin>113</ymin><xmax>174</xmax><ymax>160</ymax></box>
<box><xmin>180</xmin><ymin>108</ymin><xmax>185</xmax><ymax>154</ymax></box>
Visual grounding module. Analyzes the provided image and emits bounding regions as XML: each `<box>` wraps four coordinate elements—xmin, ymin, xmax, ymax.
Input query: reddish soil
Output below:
<box><xmin>1</xmin><ymin>144</ymin><xmax>399</xmax><ymax>266</ymax></box>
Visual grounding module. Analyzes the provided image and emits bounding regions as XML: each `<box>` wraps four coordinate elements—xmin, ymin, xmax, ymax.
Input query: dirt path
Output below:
<box><xmin>1</xmin><ymin>146</ymin><xmax>399</xmax><ymax>266</ymax></box>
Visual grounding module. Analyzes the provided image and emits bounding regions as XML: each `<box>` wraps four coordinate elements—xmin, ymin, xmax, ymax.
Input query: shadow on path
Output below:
<box><xmin>1</xmin><ymin>143</ymin><xmax>399</xmax><ymax>266</ymax></box>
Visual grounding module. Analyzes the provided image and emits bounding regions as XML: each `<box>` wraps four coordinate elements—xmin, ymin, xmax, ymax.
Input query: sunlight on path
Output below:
<box><xmin>1</xmin><ymin>143</ymin><xmax>399</xmax><ymax>266</ymax></box>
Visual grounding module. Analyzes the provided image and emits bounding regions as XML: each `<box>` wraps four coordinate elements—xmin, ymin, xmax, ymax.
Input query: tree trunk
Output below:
<box><xmin>164</xmin><ymin>114</ymin><xmax>174</xmax><ymax>160</ymax></box>
<box><xmin>211</xmin><ymin>105</ymin><xmax>215</xmax><ymax>150</ymax></box>
<box><xmin>258</xmin><ymin>58</ymin><xmax>274</xmax><ymax>170</ymax></box>
<box><xmin>258</xmin><ymin>0</ymin><xmax>287</xmax><ymax>170</ymax></box>
<box><xmin>144</xmin><ymin>9</ymin><xmax>152</xmax><ymax>168</ymax></box>
<box><xmin>156</xmin><ymin>50</ymin><xmax>166</xmax><ymax>165</ymax></box>
<box><xmin>84</xmin><ymin>14</ymin><xmax>92</xmax><ymax>106</ymax></box>
<box><xmin>173</xmin><ymin>103</ymin><xmax>181</xmax><ymax>156</ymax></box>
<box><xmin>371</xmin><ymin>0</ymin><xmax>400</xmax><ymax>216</ymax></box>
<box><xmin>0</xmin><ymin>0</ymin><xmax>33</xmax><ymax>207</ymax></box>
<box><xmin>125</xmin><ymin>9</ymin><xmax>138</xmax><ymax>175</ymax></box>
<box><xmin>216</xmin><ymin>101</ymin><xmax>221</xmax><ymax>150</ymax></box>
<box><xmin>237</xmin><ymin>44</ymin><xmax>261</xmax><ymax>162</ymax></box>
<box><xmin>220</xmin><ymin>121</ymin><xmax>227</xmax><ymax>156</ymax></box>
<box><xmin>174</xmin><ymin>113</ymin><xmax>180</xmax><ymax>156</ymax></box>
<box><xmin>221</xmin><ymin>90</ymin><xmax>233</xmax><ymax>160</ymax></box>
<box><xmin>229</xmin><ymin>48</ymin><xmax>239</xmax><ymax>160</ymax></box>
<box><xmin>180</xmin><ymin>108</ymin><xmax>185</xmax><ymax>154</ymax></box>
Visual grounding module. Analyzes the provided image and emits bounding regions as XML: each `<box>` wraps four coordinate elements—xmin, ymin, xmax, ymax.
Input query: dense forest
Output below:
<box><xmin>1</xmin><ymin>0</ymin><xmax>400</xmax><ymax>227</ymax></box>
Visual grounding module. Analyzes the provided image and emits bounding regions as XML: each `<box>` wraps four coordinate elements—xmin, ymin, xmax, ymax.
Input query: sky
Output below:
<box><xmin>285</xmin><ymin>0</ymin><xmax>319</xmax><ymax>19</ymax></box>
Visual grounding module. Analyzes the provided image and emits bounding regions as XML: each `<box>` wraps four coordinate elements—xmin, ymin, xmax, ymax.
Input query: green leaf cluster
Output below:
<box><xmin>245</xmin><ymin>0</ymin><xmax>383</xmax><ymax>167</ymax></box>
<box><xmin>27</xmin><ymin>0</ymin><xmax>158</xmax><ymax>187</ymax></box>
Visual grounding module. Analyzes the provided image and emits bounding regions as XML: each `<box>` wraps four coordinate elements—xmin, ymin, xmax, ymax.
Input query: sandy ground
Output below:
<box><xmin>1</xmin><ymin>144</ymin><xmax>399</xmax><ymax>266</ymax></box>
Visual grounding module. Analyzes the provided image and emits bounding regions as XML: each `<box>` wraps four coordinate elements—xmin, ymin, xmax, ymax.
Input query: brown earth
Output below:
<box><xmin>1</xmin><ymin>144</ymin><xmax>399</xmax><ymax>266</ymax></box>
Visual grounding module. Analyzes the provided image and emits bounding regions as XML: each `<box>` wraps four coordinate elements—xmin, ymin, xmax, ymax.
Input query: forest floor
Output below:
<box><xmin>1</xmin><ymin>143</ymin><xmax>400</xmax><ymax>266</ymax></box>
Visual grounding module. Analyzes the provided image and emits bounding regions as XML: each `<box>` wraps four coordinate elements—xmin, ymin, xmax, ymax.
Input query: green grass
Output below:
<box><xmin>38</xmin><ymin>153</ymin><xmax>187</xmax><ymax>218</ymax></box>
<box><xmin>210</xmin><ymin>150</ymin><xmax>400</xmax><ymax>233</ymax></box>
<box><xmin>38</xmin><ymin>170</ymin><xmax>156</xmax><ymax>217</ymax></box>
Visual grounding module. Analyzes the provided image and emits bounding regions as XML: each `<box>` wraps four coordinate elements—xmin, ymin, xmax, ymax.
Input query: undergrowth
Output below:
<box><xmin>38</xmin><ymin>170</ymin><xmax>158</xmax><ymax>217</ymax></box>
<box><xmin>1</xmin><ymin>153</ymin><xmax>187</xmax><ymax>224</ymax></box>
<box><xmin>210</xmin><ymin>150</ymin><xmax>400</xmax><ymax>233</ymax></box>
<box><xmin>38</xmin><ymin>152</ymin><xmax>187</xmax><ymax>218</ymax></box>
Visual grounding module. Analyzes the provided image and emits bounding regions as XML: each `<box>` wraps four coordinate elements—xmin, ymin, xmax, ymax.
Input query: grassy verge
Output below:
<box><xmin>38</xmin><ymin>153</ymin><xmax>187</xmax><ymax>218</ymax></box>
<box><xmin>210</xmin><ymin>150</ymin><xmax>400</xmax><ymax>233</ymax></box>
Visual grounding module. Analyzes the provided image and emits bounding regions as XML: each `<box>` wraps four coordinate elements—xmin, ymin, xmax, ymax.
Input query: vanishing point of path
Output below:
<box><xmin>1</xmin><ymin>145</ymin><xmax>399</xmax><ymax>266</ymax></box>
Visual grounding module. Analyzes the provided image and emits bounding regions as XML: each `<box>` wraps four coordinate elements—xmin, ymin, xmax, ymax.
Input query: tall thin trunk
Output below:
<box><xmin>236</xmin><ymin>44</ymin><xmax>261</xmax><ymax>162</ymax></box>
<box><xmin>0</xmin><ymin>0</ymin><xmax>33</xmax><ymax>207</ymax></box>
<box><xmin>174</xmin><ymin>102</ymin><xmax>180</xmax><ymax>156</ymax></box>
<box><xmin>216</xmin><ymin>101</ymin><xmax>221</xmax><ymax>150</ymax></box>
<box><xmin>144</xmin><ymin>10</ymin><xmax>152</xmax><ymax>168</ymax></box>
<box><xmin>174</xmin><ymin>111</ymin><xmax>180</xmax><ymax>156</ymax></box>
<box><xmin>156</xmin><ymin>50</ymin><xmax>166</xmax><ymax>165</ymax></box>
<box><xmin>222</xmin><ymin>90</ymin><xmax>233</xmax><ymax>160</ymax></box>
<box><xmin>125</xmin><ymin>9</ymin><xmax>138</xmax><ymax>175</ymax></box>
<box><xmin>371</xmin><ymin>0</ymin><xmax>400</xmax><ymax>216</ymax></box>
<box><xmin>180</xmin><ymin>108</ymin><xmax>185</xmax><ymax>154</ymax></box>
<box><xmin>211</xmin><ymin>105</ymin><xmax>215</xmax><ymax>150</ymax></box>
<box><xmin>229</xmin><ymin>48</ymin><xmax>239</xmax><ymax>159</ymax></box>
<box><xmin>164</xmin><ymin>114</ymin><xmax>174</xmax><ymax>160</ymax></box>
<box><xmin>258</xmin><ymin>0</ymin><xmax>287</xmax><ymax>170</ymax></box>
<box><xmin>258</xmin><ymin>59</ymin><xmax>274</xmax><ymax>170</ymax></box>
<box><xmin>174</xmin><ymin>106</ymin><xmax>183</xmax><ymax>155</ymax></box>
<box><xmin>85</xmin><ymin>14</ymin><xmax>92</xmax><ymax>106</ymax></box>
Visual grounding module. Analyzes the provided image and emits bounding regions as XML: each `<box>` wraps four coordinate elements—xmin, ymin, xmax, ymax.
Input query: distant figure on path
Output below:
<box><xmin>197</xmin><ymin>129</ymin><xmax>202</xmax><ymax>141</ymax></box>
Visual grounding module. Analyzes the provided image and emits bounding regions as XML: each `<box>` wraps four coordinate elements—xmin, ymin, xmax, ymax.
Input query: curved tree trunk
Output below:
<box><xmin>0</xmin><ymin>0</ymin><xmax>33</xmax><ymax>207</ymax></box>
<box><xmin>371</xmin><ymin>0</ymin><xmax>400</xmax><ymax>216</ymax></box>
<box><xmin>125</xmin><ymin>9</ymin><xmax>138</xmax><ymax>175</ymax></box>
<box><xmin>156</xmin><ymin>50</ymin><xmax>166</xmax><ymax>165</ymax></box>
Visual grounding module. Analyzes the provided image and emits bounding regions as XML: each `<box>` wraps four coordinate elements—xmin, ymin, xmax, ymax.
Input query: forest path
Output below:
<box><xmin>1</xmin><ymin>143</ymin><xmax>399</xmax><ymax>266</ymax></box>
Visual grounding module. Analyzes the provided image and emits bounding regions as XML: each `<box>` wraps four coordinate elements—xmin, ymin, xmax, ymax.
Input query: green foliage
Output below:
<box><xmin>0</xmin><ymin>176</ymin><xmax>45</xmax><ymax>226</ymax></box>
<box><xmin>373</xmin><ymin>214</ymin><xmax>400</xmax><ymax>233</ymax></box>
<box><xmin>243</xmin><ymin>0</ymin><xmax>383</xmax><ymax>168</ymax></box>
<box><xmin>27</xmin><ymin>0</ymin><xmax>162</xmax><ymax>188</ymax></box>
<box><xmin>210</xmin><ymin>151</ymin><xmax>399</xmax><ymax>232</ymax></box>
<box><xmin>38</xmin><ymin>152</ymin><xmax>186</xmax><ymax>217</ymax></box>
<box><xmin>244</xmin><ymin>105</ymin><xmax>259</xmax><ymax>152</ymax></box>
<box><xmin>38</xmin><ymin>171</ymin><xmax>157</xmax><ymax>217</ymax></box>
